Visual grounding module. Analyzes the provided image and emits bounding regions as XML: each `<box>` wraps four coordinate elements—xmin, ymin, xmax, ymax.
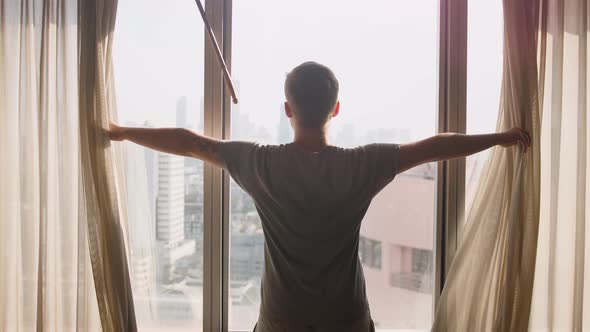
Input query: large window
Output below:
<box><xmin>229</xmin><ymin>1</ymin><xmax>438</xmax><ymax>330</ymax></box>
<box><xmin>113</xmin><ymin>1</ymin><xmax>205</xmax><ymax>330</ymax></box>
<box><xmin>111</xmin><ymin>0</ymin><xmax>502</xmax><ymax>330</ymax></box>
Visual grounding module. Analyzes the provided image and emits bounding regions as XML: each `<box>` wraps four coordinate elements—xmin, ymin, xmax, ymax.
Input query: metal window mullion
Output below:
<box><xmin>435</xmin><ymin>0</ymin><xmax>467</xmax><ymax>314</ymax></box>
<box><xmin>221</xmin><ymin>0</ymin><xmax>232</xmax><ymax>330</ymax></box>
<box><xmin>203</xmin><ymin>0</ymin><xmax>227</xmax><ymax>331</ymax></box>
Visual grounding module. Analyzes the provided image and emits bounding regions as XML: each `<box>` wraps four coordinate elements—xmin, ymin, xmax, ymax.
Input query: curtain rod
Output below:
<box><xmin>194</xmin><ymin>0</ymin><xmax>239</xmax><ymax>104</ymax></box>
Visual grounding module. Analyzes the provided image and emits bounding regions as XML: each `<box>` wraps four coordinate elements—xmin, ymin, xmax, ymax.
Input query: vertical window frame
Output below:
<box><xmin>202</xmin><ymin>0</ymin><xmax>230</xmax><ymax>331</ymax></box>
<box><xmin>435</xmin><ymin>0</ymin><xmax>467</xmax><ymax>311</ymax></box>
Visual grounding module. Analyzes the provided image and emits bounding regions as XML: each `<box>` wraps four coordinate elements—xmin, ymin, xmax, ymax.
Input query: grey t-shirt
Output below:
<box><xmin>218</xmin><ymin>142</ymin><xmax>400</xmax><ymax>324</ymax></box>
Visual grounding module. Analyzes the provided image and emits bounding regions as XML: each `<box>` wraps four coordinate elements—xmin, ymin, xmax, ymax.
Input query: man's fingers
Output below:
<box><xmin>518</xmin><ymin>129</ymin><xmax>531</xmax><ymax>151</ymax></box>
<box><xmin>522</xmin><ymin>130</ymin><xmax>530</xmax><ymax>147</ymax></box>
<box><xmin>516</xmin><ymin>133</ymin><xmax>525</xmax><ymax>152</ymax></box>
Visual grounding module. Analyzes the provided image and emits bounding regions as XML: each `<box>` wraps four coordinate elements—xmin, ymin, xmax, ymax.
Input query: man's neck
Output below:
<box><xmin>292</xmin><ymin>127</ymin><xmax>329</xmax><ymax>152</ymax></box>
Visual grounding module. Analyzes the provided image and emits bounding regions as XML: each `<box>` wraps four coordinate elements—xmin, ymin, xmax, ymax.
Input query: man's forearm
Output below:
<box><xmin>390</xmin><ymin>127</ymin><xmax>529</xmax><ymax>173</ymax></box>
<box><xmin>117</xmin><ymin>126</ymin><xmax>220</xmax><ymax>158</ymax></box>
<box><xmin>110</xmin><ymin>125</ymin><xmax>224</xmax><ymax>166</ymax></box>
<box><xmin>429</xmin><ymin>132</ymin><xmax>503</xmax><ymax>161</ymax></box>
<box><xmin>118</xmin><ymin>127</ymin><xmax>192</xmax><ymax>156</ymax></box>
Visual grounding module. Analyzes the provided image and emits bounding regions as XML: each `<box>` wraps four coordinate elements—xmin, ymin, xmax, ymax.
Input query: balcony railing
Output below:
<box><xmin>390</xmin><ymin>272</ymin><xmax>432</xmax><ymax>294</ymax></box>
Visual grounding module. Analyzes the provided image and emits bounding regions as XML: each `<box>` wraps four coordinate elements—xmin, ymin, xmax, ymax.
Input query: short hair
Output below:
<box><xmin>284</xmin><ymin>61</ymin><xmax>339</xmax><ymax>128</ymax></box>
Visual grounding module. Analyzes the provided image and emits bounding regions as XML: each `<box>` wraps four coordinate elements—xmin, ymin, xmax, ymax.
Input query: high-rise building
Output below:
<box><xmin>156</xmin><ymin>153</ymin><xmax>185</xmax><ymax>242</ymax></box>
<box><xmin>359</xmin><ymin>164</ymin><xmax>435</xmax><ymax>327</ymax></box>
<box><xmin>156</xmin><ymin>153</ymin><xmax>195</xmax><ymax>283</ymax></box>
<box><xmin>141</xmin><ymin>121</ymin><xmax>159</xmax><ymax>225</ymax></box>
<box><xmin>184</xmin><ymin>157</ymin><xmax>204</xmax><ymax>263</ymax></box>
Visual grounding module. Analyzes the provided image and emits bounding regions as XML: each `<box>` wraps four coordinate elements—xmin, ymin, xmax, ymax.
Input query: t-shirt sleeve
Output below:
<box><xmin>361</xmin><ymin>143</ymin><xmax>401</xmax><ymax>195</ymax></box>
<box><xmin>217</xmin><ymin>140</ymin><xmax>259</xmax><ymax>191</ymax></box>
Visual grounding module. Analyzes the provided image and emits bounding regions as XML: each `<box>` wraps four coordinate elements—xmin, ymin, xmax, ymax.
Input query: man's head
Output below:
<box><xmin>284</xmin><ymin>61</ymin><xmax>340</xmax><ymax>129</ymax></box>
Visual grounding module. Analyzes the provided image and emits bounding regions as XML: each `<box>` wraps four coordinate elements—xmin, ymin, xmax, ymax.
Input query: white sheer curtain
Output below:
<box><xmin>78</xmin><ymin>0</ymin><xmax>137</xmax><ymax>330</ymax></box>
<box><xmin>0</xmin><ymin>0</ymin><xmax>101</xmax><ymax>330</ymax></box>
<box><xmin>434</xmin><ymin>0</ymin><xmax>590</xmax><ymax>331</ymax></box>
<box><xmin>529</xmin><ymin>0</ymin><xmax>590</xmax><ymax>330</ymax></box>
<box><xmin>432</xmin><ymin>0</ymin><xmax>542</xmax><ymax>331</ymax></box>
<box><xmin>1</xmin><ymin>0</ymin><xmax>136</xmax><ymax>330</ymax></box>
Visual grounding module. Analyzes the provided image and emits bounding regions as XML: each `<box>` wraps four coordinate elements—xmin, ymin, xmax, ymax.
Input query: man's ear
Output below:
<box><xmin>284</xmin><ymin>101</ymin><xmax>293</xmax><ymax>118</ymax></box>
<box><xmin>332</xmin><ymin>101</ymin><xmax>340</xmax><ymax>118</ymax></box>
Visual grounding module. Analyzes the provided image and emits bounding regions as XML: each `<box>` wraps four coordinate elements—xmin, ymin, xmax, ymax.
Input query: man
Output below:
<box><xmin>109</xmin><ymin>61</ymin><xmax>530</xmax><ymax>332</ymax></box>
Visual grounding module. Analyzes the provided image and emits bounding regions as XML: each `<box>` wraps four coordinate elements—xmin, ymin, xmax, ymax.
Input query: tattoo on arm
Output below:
<box><xmin>192</xmin><ymin>135</ymin><xmax>214</xmax><ymax>153</ymax></box>
<box><xmin>188</xmin><ymin>133</ymin><xmax>220</xmax><ymax>165</ymax></box>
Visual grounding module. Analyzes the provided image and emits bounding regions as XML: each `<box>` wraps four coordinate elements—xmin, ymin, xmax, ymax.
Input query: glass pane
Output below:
<box><xmin>113</xmin><ymin>0</ymin><xmax>205</xmax><ymax>330</ymax></box>
<box><xmin>230</xmin><ymin>1</ymin><xmax>438</xmax><ymax>330</ymax></box>
<box><xmin>465</xmin><ymin>1</ymin><xmax>504</xmax><ymax>218</ymax></box>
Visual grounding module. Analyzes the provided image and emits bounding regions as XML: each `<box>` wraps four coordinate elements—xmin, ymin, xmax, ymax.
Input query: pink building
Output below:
<box><xmin>360</xmin><ymin>164</ymin><xmax>436</xmax><ymax>329</ymax></box>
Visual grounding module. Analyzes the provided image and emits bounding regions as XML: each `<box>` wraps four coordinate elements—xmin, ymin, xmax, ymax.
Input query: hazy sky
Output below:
<box><xmin>113</xmin><ymin>0</ymin><xmax>503</xmax><ymax>142</ymax></box>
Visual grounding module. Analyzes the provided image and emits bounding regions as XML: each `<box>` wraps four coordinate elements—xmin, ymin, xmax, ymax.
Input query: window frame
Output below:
<box><xmin>199</xmin><ymin>0</ymin><xmax>469</xmax><ymax>330</ymax></box>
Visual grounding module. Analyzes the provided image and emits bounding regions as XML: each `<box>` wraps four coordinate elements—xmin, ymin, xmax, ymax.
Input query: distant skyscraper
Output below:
<box><xmin>278</xmin><ymin>103</ymin><xmax>292</xmax><ymax>144</ymax></box>
<box><xmin>156</xmin><ymin>153</ymin><xmax>185</xmax><ymax>242</ymax></box>
<box><xmin>156</xmin><ymin>153</ymin><xmax>195</xmax><ymax>283</ymax></box>
<box><xmin>184</xmin><ymin>157</ymin><xmax>204</xmax><ymax>264</ymax></box>
<box><xmin>176</xmin><ymin>96</ymin><xmax>188</xmax><ymax>128</ymax></box>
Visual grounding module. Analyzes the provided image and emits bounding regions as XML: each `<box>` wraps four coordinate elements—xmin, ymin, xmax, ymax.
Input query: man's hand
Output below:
<box><xmin>108</xmin><ymin>122</ymin><xmax>127</xmax><ymax>141</ymax></box>
<box><xmin>499</xmin><ymin>127</ymin><xmax>531</xmax><ymax>152</ymax></box>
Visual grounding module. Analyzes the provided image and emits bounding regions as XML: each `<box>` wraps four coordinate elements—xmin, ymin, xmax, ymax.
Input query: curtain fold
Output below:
<box><xmin>432</xmin><ymin>0</ymin><xmax>542</xmax><ymax>331</ymax></box>
<box><xmin>529</xmin><ymin>0</ymin><xmax>590</xmax><ymax>330</ymax></box>
<box><xmin>1</xmin><ymin>0</ymin><xmax>137</xmax><ymax>330</ymax></box>
<box><xmin>78</xmin><ymin>0</ymin><xmax>137</xmax><ymax>330</ymax></box>
<box><xmin>0</xmin><ymin>0</ymin><xmax>101</xmax><ymax>330</ymax></box>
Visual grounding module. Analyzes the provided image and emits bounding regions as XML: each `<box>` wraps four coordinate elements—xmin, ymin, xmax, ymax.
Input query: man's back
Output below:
<box><xmin>218</xmin><ymin>141</ymin><xmax>400</xmax><ymax>324</ymax></box>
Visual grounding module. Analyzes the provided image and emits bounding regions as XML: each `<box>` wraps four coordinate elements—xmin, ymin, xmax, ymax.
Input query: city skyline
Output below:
<box><xmin>114</xmin><ymin>0</ymin><xmax>501</xmax><ymax>142</ymax></box>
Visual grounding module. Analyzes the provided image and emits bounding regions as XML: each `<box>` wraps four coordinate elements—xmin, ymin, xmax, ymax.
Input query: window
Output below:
<box><xmin>390</xmin><ymin>246</ymin><xmax>433</xmax><ymax>294</ymax></box>
<box><xmin>360</xmin><ymin>236</ymin><xmax>383</xmax><ymax>270</ymax></box>
<box><xmin>113</xmin><ymin>0</ymin><xmax>205</xmax><ymax>330</ymax></box>
<box><xmin>229</xmin><ymin>1</ymin><xmax>438</xmax><ymax>330</ymax></box>
<box><xmin>465</xmin><ymin>0</ymin><xmax>504</xmax><ymax>218</ymax></box>
<box><xmin>111</xmin><ymin>0</ymin><xmax>497</xmax><ymax>330</ymax></box>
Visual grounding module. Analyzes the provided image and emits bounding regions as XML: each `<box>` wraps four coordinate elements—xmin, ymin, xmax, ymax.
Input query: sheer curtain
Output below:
<box><xmin>434</xmin><ymin>0</ymin><xmax>590</xmax><ymax>331</ymax></box>
<box><xmin>78</xmin><ymin>0</ymin><xmax>137</xmax><ymax>330</ymax></box>
<box><xmin>432</xmin><ymin>0</ymin><xmax>542</xmax><ymax>331</ymax></box>
<box><xmin>0</xmin><ymin>0</ymin><xmax>101</xmax><ymax>330</ymax></box>
<box><xmin>529</xmin><ymin>0</ymin><xmax>590</xmax><ymax>330</ymax></box>
<box><xmin>1</xmin><ymin>0</ymin><xmax>136</xmax><ymax>330</ymax></box>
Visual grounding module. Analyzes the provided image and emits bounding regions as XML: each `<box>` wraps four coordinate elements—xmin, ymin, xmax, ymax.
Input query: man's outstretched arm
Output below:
<box><xmin>108</xmin><ymin>123</ymin><xmax>224</xmax><ymax>168</ymax></box>
<box><xmin>397</xmin><ymin>127</ymin><xmax>531</xmax><ymax>174</ymax></box>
